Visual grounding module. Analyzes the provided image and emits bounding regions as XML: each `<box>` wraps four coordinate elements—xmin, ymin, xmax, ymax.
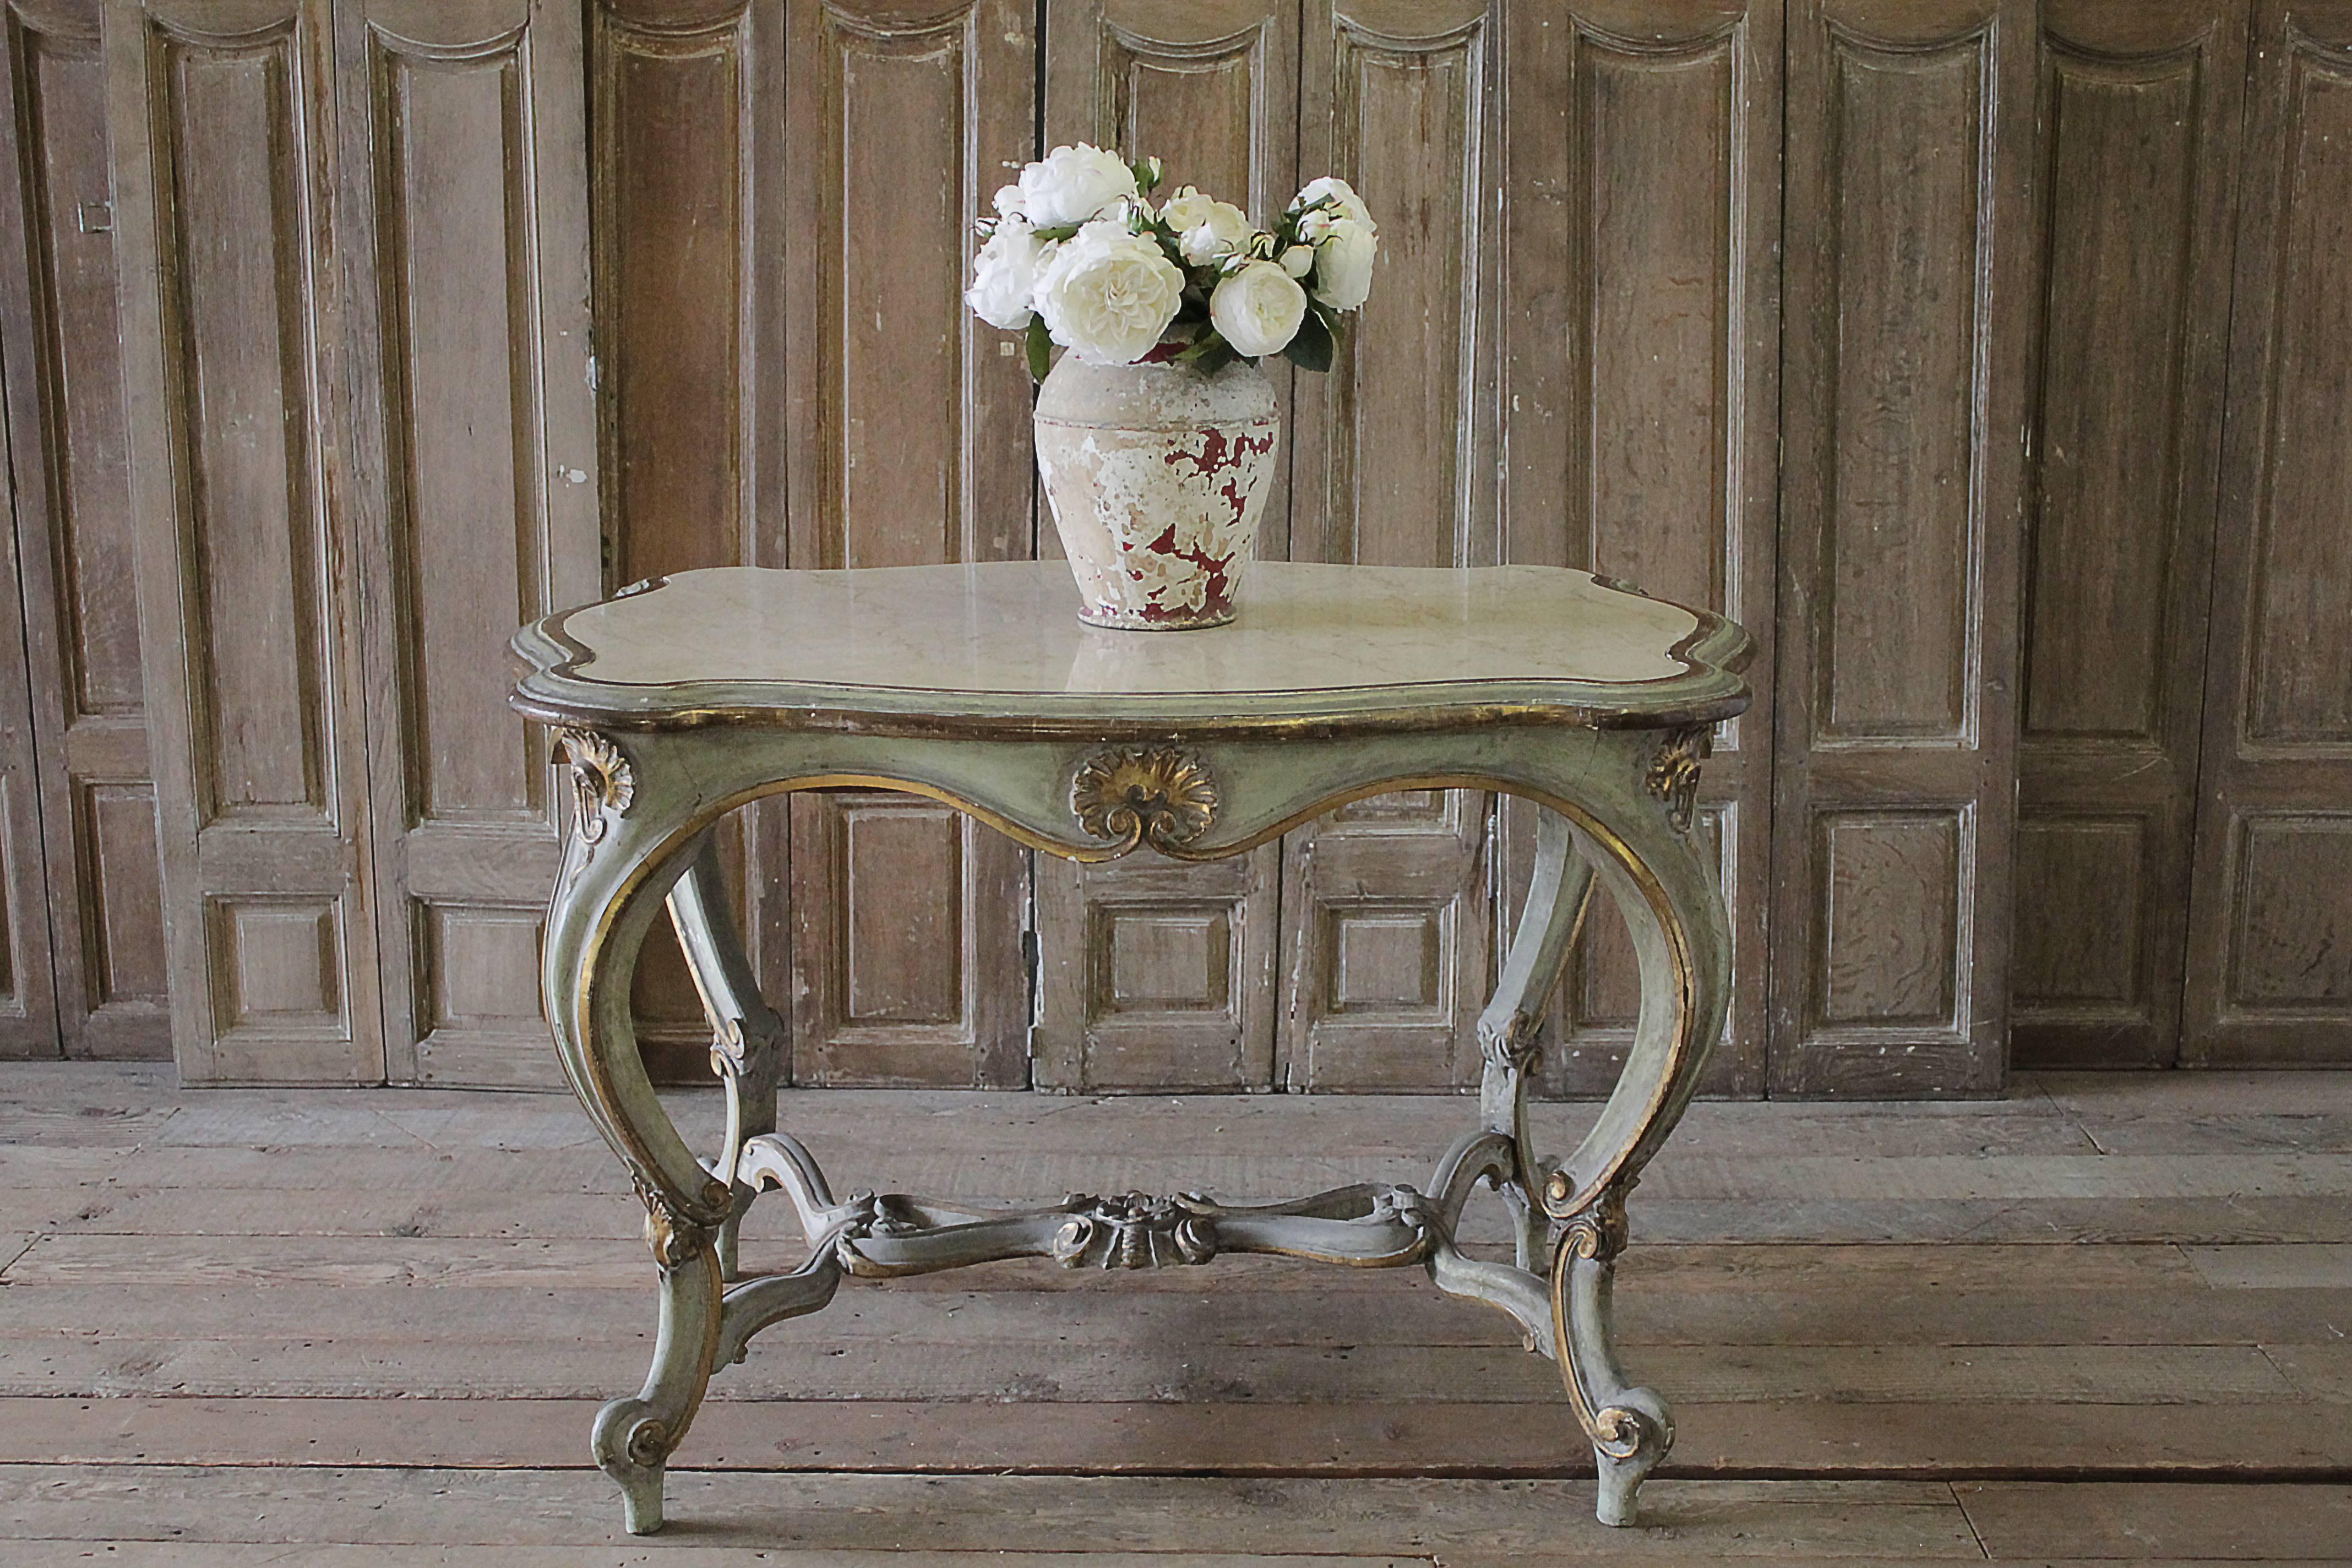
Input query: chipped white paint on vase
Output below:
<box><xmin>1033</xmin><ymin>355</ymin><xmax>1280</xmax><ymax>630</ymax></box>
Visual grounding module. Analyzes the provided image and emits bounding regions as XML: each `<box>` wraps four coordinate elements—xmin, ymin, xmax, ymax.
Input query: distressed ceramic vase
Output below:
<box><xmin>1033</xmin><ymin>354</ymin><xmax>1280</xmax><ymax>629</ymax></box>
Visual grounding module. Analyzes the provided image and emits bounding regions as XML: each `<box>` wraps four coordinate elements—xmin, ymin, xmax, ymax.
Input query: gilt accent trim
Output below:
<box><xmin>557</xmin><ymin>727</ymin><xmax>636</xmax><ymax>846</ymax></box>
<box><xmin>1643</xmin><ymin>724</ymin><xmax>1711</xmax><ymax>834</ymax></box>
<box><xmin>1070</xmin><ymin>744</ymin><xmax>1218</xmax><ymax>855</ymax></box>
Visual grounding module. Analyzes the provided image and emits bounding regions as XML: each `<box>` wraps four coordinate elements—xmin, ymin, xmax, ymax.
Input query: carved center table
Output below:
<box><xmin>509</xmin><ymin>560</ymin><xmax>1751</xmax><ymax>1536</ymax></box>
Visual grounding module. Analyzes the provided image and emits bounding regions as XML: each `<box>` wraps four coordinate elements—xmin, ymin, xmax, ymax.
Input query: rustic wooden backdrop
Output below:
<box><xmin>0</xmin><ymin>0</ymin><xmax>2344</xmax><ymax>1095</ymax></box>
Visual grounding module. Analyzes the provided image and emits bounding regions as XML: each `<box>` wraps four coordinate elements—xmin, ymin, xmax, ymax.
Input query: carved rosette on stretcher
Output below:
<box><xmin>1033</xmin><ymin>355</ymin><xmax>1278</xmax><ymax>629</ymax></box>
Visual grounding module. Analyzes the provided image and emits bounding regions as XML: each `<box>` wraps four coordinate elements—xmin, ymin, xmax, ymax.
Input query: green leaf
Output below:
<box><xmin>1193</xmin><ymin>340</ymin><xmax>1239</xmax><ymax>376</ymax></box>
<box><xmin>1031</xmin><ymin>222</ymin><xmax>1082</xmax><ymax>243</ymax></box>
<box><xmin>1024</xmin><ymin>316</ymin><xmax>1053</xmax><ymax>382</ymax></box>
<box><xmin>1282</xmin><ymin>307</ymin><xmax>1335</xmax><ymax>373</ymax></box>
<box><xmin>1130</xmin><ymin>155</ymin><xmax>1166</xmax><ymax>194</ymax></box>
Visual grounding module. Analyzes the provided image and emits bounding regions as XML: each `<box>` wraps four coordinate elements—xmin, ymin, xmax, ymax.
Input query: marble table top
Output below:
<box><xmin>510</xmin><ymin>562</ymin><xmax>1752</xmax><ymax>737</ymax></box>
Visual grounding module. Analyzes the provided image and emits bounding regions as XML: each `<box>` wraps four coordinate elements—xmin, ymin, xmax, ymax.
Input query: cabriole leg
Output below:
<box><xmin>665</xmin><ymin>830</ymin><xmax>787</xmax><ymax>1282</ymax></box>
<box><xmin>544</xmin><ymin>729</ymin><xmax>735</xmax><ymax>1534</ymax></box>
<box><xmin>1474</xmin><ymin>805</ymin><xmax>1594</xmax><ymax>1271</ymax></box>
<box><xmin>592</xmin><ymin>1217</ymin><xmax>723</xmax><ymax>1533</ymax></box>
<box><xmin>1555</xmin><ymin>1185</ymin><xmax>1671</xmax><ymax>1525</ymax></box>
<box><xmin>1538</xmin><ymin>729</ymin><xmax>1731</xmax><ymax>1527</ymax></box>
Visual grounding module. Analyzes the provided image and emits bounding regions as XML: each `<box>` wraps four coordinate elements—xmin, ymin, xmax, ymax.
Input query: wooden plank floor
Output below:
<box><xmin>2</xmin><ymin>1063</ymin><xmax>2350</xmax><ymax>1564</ymax></box>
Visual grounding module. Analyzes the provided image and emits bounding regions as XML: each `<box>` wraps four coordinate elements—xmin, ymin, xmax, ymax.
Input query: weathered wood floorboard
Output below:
<box><xmin>3</xmin><ymin>1065</ymin><xmax>2351</xmax><ymax>1560</ymax></box>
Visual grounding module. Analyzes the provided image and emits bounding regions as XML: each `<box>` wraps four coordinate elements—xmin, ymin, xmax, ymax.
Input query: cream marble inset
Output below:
<box><xmin>547</xmin><ymin>562</ymin><xmax>1707</xmax><ymax>696</ymax></box>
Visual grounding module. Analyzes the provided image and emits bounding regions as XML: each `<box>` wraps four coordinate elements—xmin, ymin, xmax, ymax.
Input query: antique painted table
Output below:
<box><xmin>509</xmin><ymin>560</ymin><xmax>1751</xmax><ymax>1535</ymax></box>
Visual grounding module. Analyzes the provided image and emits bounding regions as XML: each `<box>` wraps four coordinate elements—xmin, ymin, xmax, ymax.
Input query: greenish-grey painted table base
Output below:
<box><xmin>510</xmin><ymin>562</ymin><xmax>1751</xmax><ymax>1535</ymax></box>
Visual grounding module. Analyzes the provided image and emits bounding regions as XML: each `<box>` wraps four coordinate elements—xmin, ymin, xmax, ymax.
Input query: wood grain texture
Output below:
<box><xmin>1035</xmin><ymin>849</ymin><xmax>1280</xmax><ymax>1091</ymax></box>
<box><xmin>105</xmin><ymin>0</ymin><xmax>383</xmax><ymax>1082</ymax></box>
<box><xmin>1033</xmin><ymin>0</ymin><xmax>1295</xmax><ymax>1091</ymax></box>
<box><xmin>2011</xmin><ymin>0</ymin><xmax>2244</xmax><ymax>1070</ymax></box>
<box><xmin>1499</xmin><ymin>0</ymin><xmax>1779</xmax><ymax>1098</ymax></box>
<box><xmin>2183</xmin><ymin>0</ymin><xmax>2352</xmax><ymax>1066</ymax></box>
<box><xmin>780</xmin><ymin>0</ymin><xmax>1033</xmax><ymax>1087</ymax></box>
<box><xmin>1771</xmin><ymin>0</ymin><xmax>2032</xmax><ymax>1096</ymax></box>
<box><xmin>0</xmin><ymin>0</ymin><xmax>167</xmax><ymax>1061</ymax></box>
<box><xmin>1282</xmin><ymin>0</ymin><xmax>1501</xmax><ymax>1090</ymax></box>
<box><xmin>590</xmin><ymin>0</ymin><xmax>790</xmax><ymax>1079</ymax></box>
<box><xmin>337</xmin><ymin>0</ymin><xmax>600</xmax><ymax>1087</ymax></box>
<box><xmin>3</xmin><ymin>1067</ymin><xmax>2352</xmax><ymax>1560</ymax></box>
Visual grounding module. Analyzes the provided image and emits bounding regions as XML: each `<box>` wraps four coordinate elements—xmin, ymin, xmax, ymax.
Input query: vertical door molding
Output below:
<box><xmin>782</xmin><ymin>0</ymin><xmax>1033</xmax><ymax>1086</ymax></box>
<box><xmin>2184</xmin><ymin>0</ymin><xmax>2352</xmax><ymax>1063</ymax></box>
<box><xmin>1032</xmin><ymin>0</ymin><xmax>1295</xmax><ymax>1092</ymax></box>
<box><xmin>2011</xmin><ymin>0</ymin><xmax>2244</xmax><ymax>1068</ymax></box>
<box><xmin>1282</xmin><ymin>0</ymin><xmax>1499</xmax><ymax>1090</ymax></box>
<box><xmin>1498</xmin><ymin>0</ymin><xmax>1781</xmax><ymax>1098</ymax></box>
<box><xmin>337</xmin><ymin>0</ymin><xmax>600</xmax><ymax>1085</ymax></box>
<box><xmin>591</xmin><ymin>0</ymin><xmax>789</xmax><ymax>1081</ymax></box>
<box><xmin>0</xmin><ymin>0</ymin><xmax>133</xmax><ymax>1058</ymax></box>
<box><xmin>106</xmin><ymin>0</ymin><xmax>381</xmax><ymax>1080</ymax></box>
<box><xmin>1772</xmin><ymin>0</ymin><xmax>2033</xmax><ymax>1095</ymax></box>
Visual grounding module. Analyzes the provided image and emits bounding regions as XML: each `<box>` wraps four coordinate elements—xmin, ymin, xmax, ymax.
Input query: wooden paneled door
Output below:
<box><xmin>779</xmin><ymin>0</ymin><xmax>1035</xmax><ymax>1087</ymax></box>
<box><xmin>1771</xmin><ymin>0</ymin><xmax>2034</xmax><ymax>1096</ymax></box>
<box><xmin>338</xmin><ymin>0</ymin><xmax>601</xmax><ymax>1086</ymax></box>
<box><xmin>2183</xmin><ymin>0</ymin><xmax>2352</xmax><ymax>1063</ymax></box>
<box><xmin>591</xmin><ymin>0</ymin><xmax>791</xmax><ymax>1082</ymax></box>
<box><xmin>0</xmin><ymin>0</ymin><xmax>148</xmax><ymax>1059</ymax></box>
<box><xmin>1279</xmin><ymin>0</ymin><xmax>1501</xmax><ymax>1091</ymax></box>
<box><xmin>106</xmin><ymin>0</ymin><xmax>598</xmax><ymax>1083</ymax></box>
<box><xmin>1496</xmin><ymin>0</ymin><xmax>1781</xmax><ymax>1098</ymax></box>
<box><xmin>107</xmin><ymin>0</ymin><xmax>383</xmax><ymax>1082</ymax></box>
<box><xmin>1031</xmin><ymin>0</ymin><xmax>1296</xmax><ymax>1092</ymax></box>
<box><xmin>2008</xmin><ymin>0</ymin><xmax>2242</xmax><ymax>1069</ymax></box>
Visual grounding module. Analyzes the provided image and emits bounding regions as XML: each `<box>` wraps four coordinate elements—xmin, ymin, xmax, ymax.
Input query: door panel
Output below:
<box><xmin>590</xmin><ymin>0</ymin><xmax>788</xmax><ymax>1081</ymax></box>
<box><xmin>338</xmin><ymin>0</ymin><xmax>600</xmax><ymax>1086</ymax></box>
<box><xmin>1282</xmin><ymin>0</ymin><xmax>1499</xmax><ymax>1091</ymax></box>
<box><xmin>1033</xmin><ymin>0</ymin><xmax>1295</xmax><ymax>1091</ymax></box>
<box><xmin>2184</xmin><ymin>0</ymin><xmax>2352</xmax><ymax>1063</ymax></box>
<box><xmin>107</xmin><ymin>0</ymin><xmax>380</xmax><ymax>1080</ymax></box>
<box><xmin>0</xmin><ymin>0</ymin><xmax>153</xmax><ymax>1058</ymax></box>
<box><xmin>1772</xmin><ymin>0</ymin><xmax>2033</xmax><ymax>1095</ymax></box>
<box><xmin>1497</xmin><ymin>0</ymin><xmax>1779</xmax><ymax>1098</ymax></box>
<box><xmin>2010</xmin><ymin>0</ymin><xmax>2242</xmax><ymax>1068</ymax></box>
<box><xmin>782</xmin><ymin>0</ymin><xmax>1032</xmax><ymax>1086</ymax></box>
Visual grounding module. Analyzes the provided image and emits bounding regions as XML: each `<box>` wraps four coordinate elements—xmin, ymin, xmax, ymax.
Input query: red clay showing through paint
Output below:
<box><xmin>1116</xmin><ymin>425</ymin><xmax>1278</xmax><ymax>621</ymax></box>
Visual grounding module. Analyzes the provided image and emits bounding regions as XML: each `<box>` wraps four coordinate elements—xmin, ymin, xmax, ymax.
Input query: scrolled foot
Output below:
<box><xmin>1589</xmin><ymin>1386</ymin><xmax>1674</xmax><ymax>1526</ymax></box>
<box><xmin>592</xmin><ymin>1396</ymin><xmax>676</xmax><ymax>1534</ymax></box>
<box><xmin>1552</xmin><ymin>1186</ymin><xmax>1674</xmax><ymax>1527</ymax></box>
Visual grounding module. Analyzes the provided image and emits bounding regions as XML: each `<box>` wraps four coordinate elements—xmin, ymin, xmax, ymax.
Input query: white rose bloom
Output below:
<box><xmin>966</xmin><ymin>219</ymin><xmax>1056</xmax><ymax>330</ymax></box>
<box><xmin>1158</xmin><ymin>186</ymin><xmax>1218</xmax><ymax>231</ymax></box>
<box><xmin>1310</xmin><ymin>215</ymin><xmax>1378</xmax><ymax>312</ymax></box>
<box><xmin>1183</xmin><ymin>208</ymin><xmax>1255</xmax><ymax>265</ymax></box>
<box><xmin>1279</xmin><ymin>244</ymin><xmax>1314</xmax><ymax>278</ymax></box>
<box><xmin>1297</xmin><ymin>175</ymin><xmax>1373</xmax><ymax>228</ymax></box>
<box><xmin>993</xmin><ymin>183</ymin><xmax>1026</xmax><ymax>220</ymax></box>
<box><xmin>1017</xmin><ymin>143</ymin><xmax>1139</xmax><ymax>228</ymax></box>
<box><xmin>1210</xmin><ymin>259</ymin><xmax>1307</xmax><ymax>357</ymax></box>
<box><xmin>1035</xmin><ymin>221</ymin><xmax>1185</xmax><ymax>364</ymax></box>
<box><xmin>1159</xmin><ymin>187</ymin><xmax>1254</xmax><ymax>264</ymax></box>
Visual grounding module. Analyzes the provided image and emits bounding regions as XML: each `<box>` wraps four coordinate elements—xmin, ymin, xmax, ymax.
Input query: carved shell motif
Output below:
<box><xmin>1643</xmin><ymin>724</ymin><xmax>1712</xmax><ymax>834</ymax></box>
<box><xmin>1070</xmin><ymin>745</ymin><xmax>1218</xmax><ymax>856</ymax></box>
<box><xmin>556</xmin><ymin>728</ymin><xmax>635</xmax><ymax>847</ymax></box>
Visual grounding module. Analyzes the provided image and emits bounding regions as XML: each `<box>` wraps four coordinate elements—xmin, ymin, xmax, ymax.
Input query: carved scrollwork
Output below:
<box><xmin>1070</xmin><ymin>744</ymin><xmax>1218</xmax><ymax>855</ymax></box>
<box><xmin>1477</xmin><ymin>1010</ymin><xmax>1544</xmax><ymax>1074</ymax></box>
<box><xmin>557</xmin><ymin>727</ymin><xmax>636</xmax><ymax>847</ymax></box>
<box><xmin>635</xmin><ymin>1175</ymin><xmax>728</xmax><ymax>1271</ymax></box>
<box><xmin>1051</xmin><ymin>1191</ymin><xmax>1219</xmax><ymax>1270</ymax></box>
<box><xmin>1560</xmin><ymin>1184</ymin><xmax>1631</xmax><ymax>1266</ymax></box>
<box><xmin>1643</xmin><ymin>723</ymin><xmax>1712</xmax><ymax>834</ymax></box>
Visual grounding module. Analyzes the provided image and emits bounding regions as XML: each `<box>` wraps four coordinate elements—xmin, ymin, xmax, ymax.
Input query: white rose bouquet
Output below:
<box><xmin>966</xmin><ymin>144</ymin><xmax>1379</xmax><ymax>379</ymax></box>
